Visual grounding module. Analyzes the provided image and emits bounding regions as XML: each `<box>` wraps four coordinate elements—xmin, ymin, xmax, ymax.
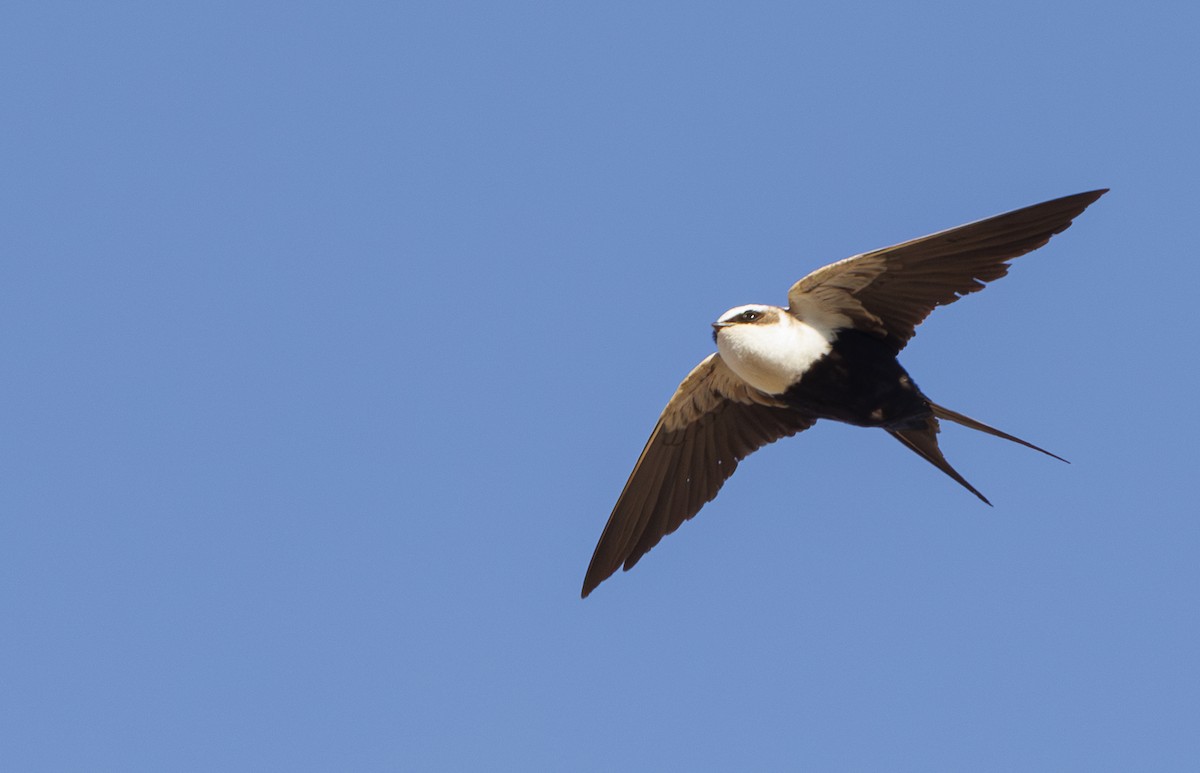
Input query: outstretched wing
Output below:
<box><xmin>787</xmin><ymin>189</ymin><xmax>1107</xmax><ymax>352</ymax></box>
<box><xmin>582</xmin><ymin>354</ymin><xmax>816</xmax><ymax>598</ymax></box>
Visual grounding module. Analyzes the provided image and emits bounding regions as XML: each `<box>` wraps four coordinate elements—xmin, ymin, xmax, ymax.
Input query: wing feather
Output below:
<box><xmin>582</xmin><ymin>354</ymin><xmax>816</xmax><ymax>597</ymax></box>
<box><xmin>787</xmin><ymin>189</ymin><xmax>1107</xmax><ymax>351</ymax></box>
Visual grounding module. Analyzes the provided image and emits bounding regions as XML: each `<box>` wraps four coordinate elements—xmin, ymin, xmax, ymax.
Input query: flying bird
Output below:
<box><xmin>582</xmin><ymin>189</ymin><xmax>1107</xmax><ymax>598</ymax></box>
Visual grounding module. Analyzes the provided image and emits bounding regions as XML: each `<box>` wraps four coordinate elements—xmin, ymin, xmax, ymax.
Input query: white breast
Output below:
<box><xmin>716</xmin><ymin>313</ymin><xmax>834</xmax><ymax>395</ymax></box>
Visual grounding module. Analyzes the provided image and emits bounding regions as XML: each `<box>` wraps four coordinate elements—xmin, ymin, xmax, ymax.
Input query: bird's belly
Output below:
<box><xmin>783</xmin><ymin>330</ymin><xmax>930</xmax><ymax>428</ymax></box>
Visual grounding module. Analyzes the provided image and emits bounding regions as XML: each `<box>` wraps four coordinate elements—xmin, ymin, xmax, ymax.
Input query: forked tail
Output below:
<box><xmin>889</xmin><ymin>403</ymin><xmax>1066</xmax><ymax>506</ymax></box>
<box><xmin>930</xmin><ymin>402</ymin><xmax>1068</xmax><ymax>463</ymax></box>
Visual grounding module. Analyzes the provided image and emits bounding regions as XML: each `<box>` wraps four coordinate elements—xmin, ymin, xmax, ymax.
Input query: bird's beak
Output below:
<box><xmin>711</xmin><ymin>321</ymin><xmax>732</xmax><ymax>330</ymax></box>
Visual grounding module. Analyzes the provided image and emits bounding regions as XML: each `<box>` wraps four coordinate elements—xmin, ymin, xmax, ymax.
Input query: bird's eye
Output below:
<box><xmin>741</xmin><ymin>310</ymin><xmax>761</xmax><ymax>322</ymax></box>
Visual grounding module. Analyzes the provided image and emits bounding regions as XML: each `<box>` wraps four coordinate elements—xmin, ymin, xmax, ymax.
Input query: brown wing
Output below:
<box><xmin>581</xmin><ymin>354</ymin><xmax>816</xmax><ymax>598</ymax></box>
<box><xmin>787</xmin><ymin>189</ymin><xmax>1107</xmax><ymax>352</ymax></box>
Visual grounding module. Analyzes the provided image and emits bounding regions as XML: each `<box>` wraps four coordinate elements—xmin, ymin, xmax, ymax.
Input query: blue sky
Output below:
<box><xmin>3</xmin><ymin>2</ymin><xmax>1198</xmax><ymax>770</ymax></box>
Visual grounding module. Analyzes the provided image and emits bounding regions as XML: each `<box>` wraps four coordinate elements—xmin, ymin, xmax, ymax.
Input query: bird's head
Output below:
<box><xmin>711</xmin><ymin>304</ymin><xmax>780</xmax><ymax>344</ymax></box>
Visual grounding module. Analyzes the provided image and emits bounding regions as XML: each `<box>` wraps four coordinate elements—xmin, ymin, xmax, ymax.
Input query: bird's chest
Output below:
<box><xmin>717</xmin><ymin>321</ymin><xmax>833</xmax><ymax>395</ymax></box>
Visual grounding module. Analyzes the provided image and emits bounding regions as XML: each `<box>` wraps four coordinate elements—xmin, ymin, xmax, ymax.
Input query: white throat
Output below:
<box><xmin>716</xmin><ymin>310</ymin><xmax>834</xmax><ymax>395</ymax></box>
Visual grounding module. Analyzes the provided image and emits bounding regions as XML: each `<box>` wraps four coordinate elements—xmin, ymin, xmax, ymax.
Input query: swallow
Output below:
<box><xmin>582</xmin><ymin>189</ymin><xmax>1107</xmax><ymax>597</ymax></box>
